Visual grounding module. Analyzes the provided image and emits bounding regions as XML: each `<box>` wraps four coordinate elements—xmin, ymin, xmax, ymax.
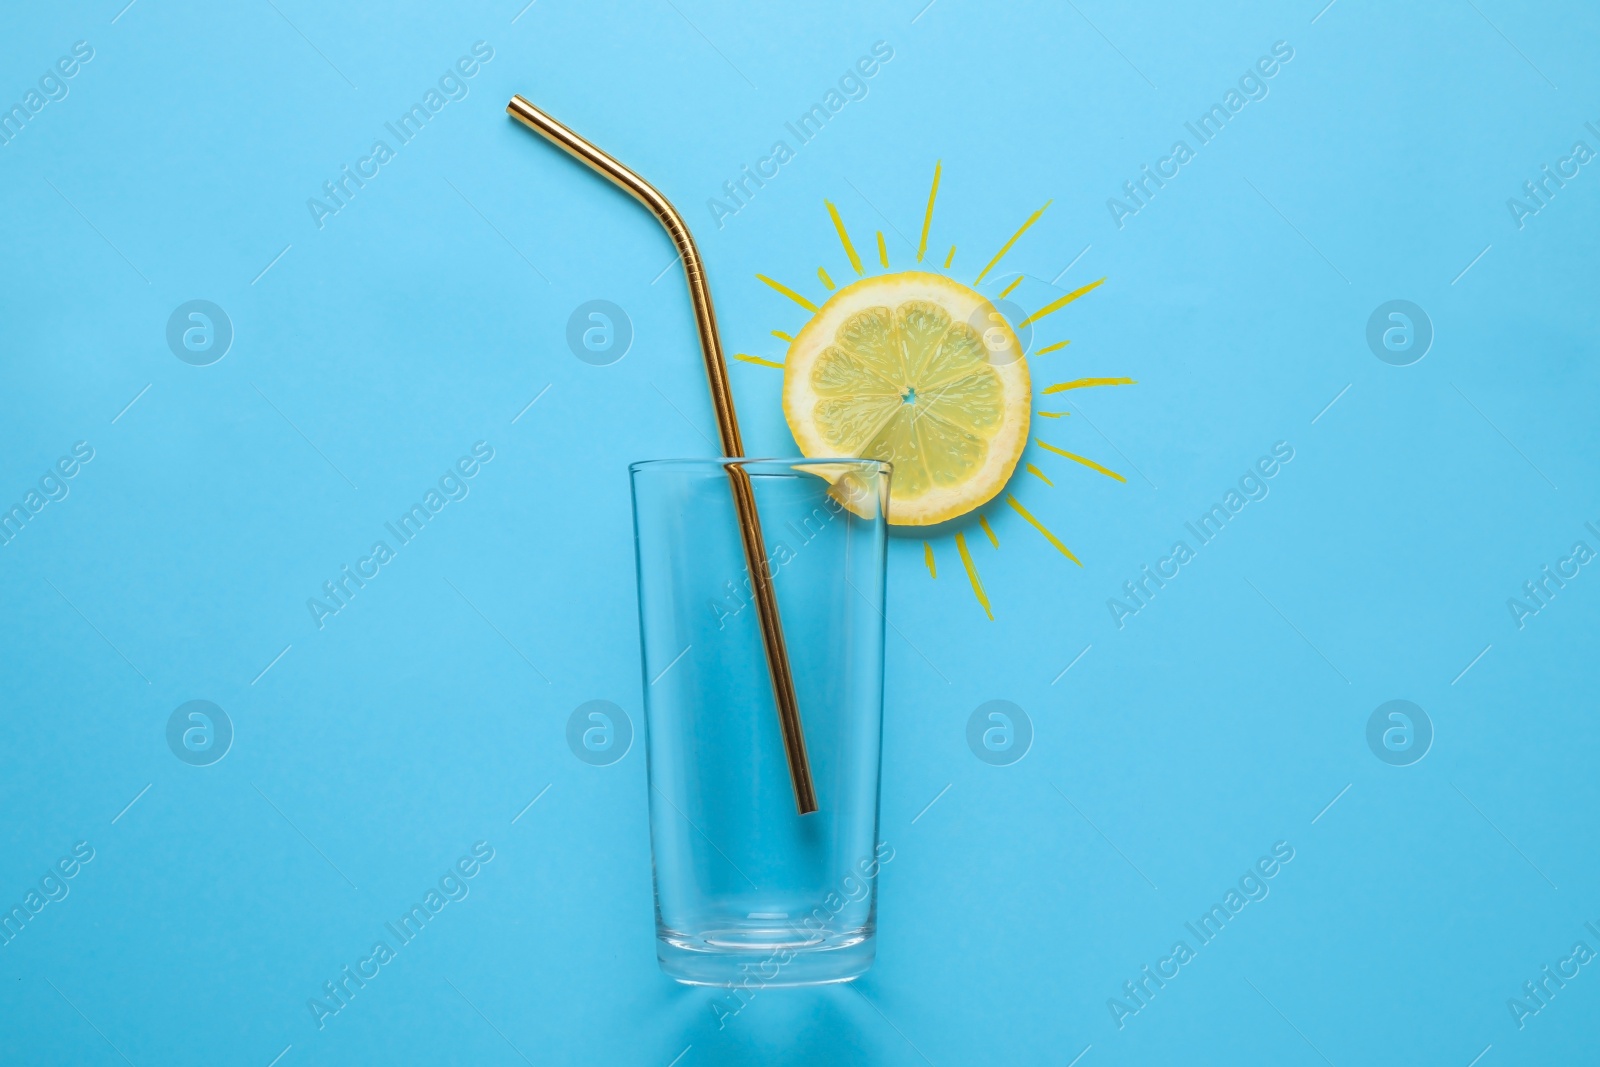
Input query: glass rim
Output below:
<box><xmin>628</xmin><ymin>456</ymin><xmax>892</xmax><ymax>475</ymax></box>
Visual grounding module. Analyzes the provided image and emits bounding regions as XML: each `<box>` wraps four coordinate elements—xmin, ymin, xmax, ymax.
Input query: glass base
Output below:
<box><xmin>657</xmin><ymin>927</ymin><xmax>875</xmax><ymax>987</ymax></box>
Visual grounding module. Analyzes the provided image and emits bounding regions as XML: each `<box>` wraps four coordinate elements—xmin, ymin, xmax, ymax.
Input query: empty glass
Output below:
<box><xmin>629</xmin><ymin>458</ymin><xmax>891</xmax><ymax>987</ymax></box>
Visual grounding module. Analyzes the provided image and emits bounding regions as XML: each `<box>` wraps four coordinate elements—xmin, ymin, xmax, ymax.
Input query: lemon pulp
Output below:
<box><xmin>782</xmin><ymin>272</ymin><xmax>1030</xmax><ymax>526</ymax></box>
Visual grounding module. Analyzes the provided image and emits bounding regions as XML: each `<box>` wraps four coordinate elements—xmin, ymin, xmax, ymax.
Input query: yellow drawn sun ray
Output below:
<box><xmin>974</xmin><ymin>201</ymin><xmax>1051</xmax><ymax>285</ymax></box>
<box><xmin>766</xmin><ymin>168</ymin><xmax>1132</xmax><ymax>609</ymax></box>
<box><xmin>954</xmin><ymin>531</ymin><xmax>993</xmax><ymax>620</ymax></box>
<box><xmin>917</xmin><ymin>161</ymin><xmax>941</xmax><ymax>263</ymax></box>
<box><xmin>1017</xmin><ymin>277</ymin><xmax>1106</xmax><ymax>329</ymax></box>
<box><xmin>1035</xmin><ymin>439</ymin><xmax>1126</xmax><ymax>483</ymax></box>
<box><xmin>1006</xmin><ymin>494</ymin><xmax>1081</xmax><ymax>566</ymax></box>
<box><xmin>755</xmin><ymin>273</ymin><xmax>818</xmax><ymax>312</ymax></box>
<box><xmin>825</xmin><ymin>200</ymin><xmax>865</xmax><ymax>276</ymax></box>
<box><xmin>1043</xmin><ymin>377</ymin><xmax>1136</xmax><ymax>394</ymax></box>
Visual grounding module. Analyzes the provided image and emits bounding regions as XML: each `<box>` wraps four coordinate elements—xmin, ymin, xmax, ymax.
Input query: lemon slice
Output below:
<box><xmin>782</xmin><ymin>271</ymin><xmax>1030</xmax><ymax>526</ymax></box>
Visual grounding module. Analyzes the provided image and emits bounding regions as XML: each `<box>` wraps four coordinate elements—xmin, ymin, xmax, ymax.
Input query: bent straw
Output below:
<box><xmin>507</xmin><ymin>95</ymin><xmax>818</xmax><ymax>815</ymax></box>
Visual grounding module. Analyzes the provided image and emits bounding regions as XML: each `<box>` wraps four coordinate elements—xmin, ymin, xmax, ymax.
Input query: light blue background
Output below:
<box><xmin>2</xmin><ymin>0</ymin><xmax>1598</xmax><ymax>1063</ymax></box>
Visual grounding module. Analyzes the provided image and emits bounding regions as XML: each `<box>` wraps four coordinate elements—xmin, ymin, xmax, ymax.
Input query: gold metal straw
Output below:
<box><xmin>507</xmin><ymin>95</ymin><xmax>818</xmax><ymax>815</ymax></box>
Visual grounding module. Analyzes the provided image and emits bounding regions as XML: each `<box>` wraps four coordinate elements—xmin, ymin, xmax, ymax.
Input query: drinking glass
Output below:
<box><xmin>629</xmin><ymin>458</ymin><xmax>891</xmax><ymax>986</ymax></box>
